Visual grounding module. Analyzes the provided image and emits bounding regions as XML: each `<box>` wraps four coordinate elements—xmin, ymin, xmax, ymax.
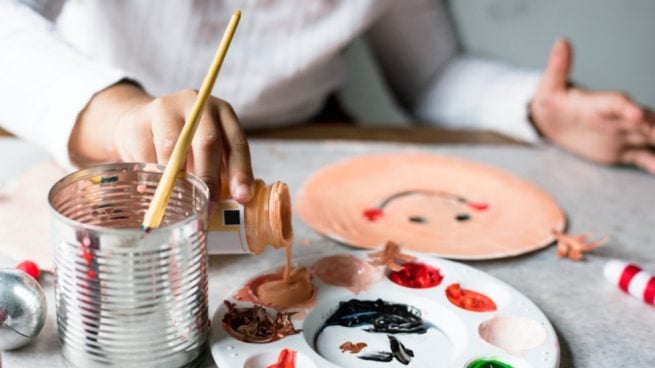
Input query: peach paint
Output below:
<box><xmin>297</xmin><ymin>153</ymin><xmax>566</xmax><ymax>259</ymax></box>
<box><xmin>235</xmin><ymin>267</ymin><xmax>316</xmax><ymax>310</ymax></box>
<box><xmin>312</xmin><ymin>254</ymin><xmax>380</xmax><ymax>293</ymax></box>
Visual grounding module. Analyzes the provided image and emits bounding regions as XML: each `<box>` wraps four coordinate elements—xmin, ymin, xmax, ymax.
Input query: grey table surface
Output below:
<box><xmin>0</xmin><ymin>138</ymin><xmax>653</xmax><ymax>368</ymax></box>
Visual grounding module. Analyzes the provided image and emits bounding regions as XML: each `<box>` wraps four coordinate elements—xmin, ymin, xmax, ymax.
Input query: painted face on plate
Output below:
<box><xmin>297</xmin><ymin>153</ymin><xmax>566</xmax><ymax>259</ymax></box>
<box><xmin>363</xmin><ymin>190</ymin><xmax>488</xmax><ymax>225</ymax></box>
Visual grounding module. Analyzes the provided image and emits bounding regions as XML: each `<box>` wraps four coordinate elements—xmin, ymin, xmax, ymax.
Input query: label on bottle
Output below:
<box><xmin>207</xmin><ymin>199</ymin><xmax>251</xmax><ymax>254</ymax></box>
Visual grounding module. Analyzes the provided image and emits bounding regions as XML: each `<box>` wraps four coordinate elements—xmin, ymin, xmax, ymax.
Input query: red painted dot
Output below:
<box><xmin>363</xmin><ymin>208</ymin><xmax>384</xmax><ymax>222</ymax></box>
<box><xmin>82</xmin><ymin>250</ymin><xmax>93</xmax><ymax>263</ymax></box>
<box><xmin>16</xmin><ymin>260</ymin><xmax>40</xmax><ymax>280</ymax></box>
<box><xmin>87</xmin><ymin>270</ymin><xmax>97</xmax><ymax>279</ymax></box>
<box><xmin>467</xmin><ymin>202</ymin><xmax>489</xmax><ymax>211</ymax></box>
<box><xmin>389</xmin><ymin>262</ymin><xmax>443</xmax><ymax>289</ymax></box>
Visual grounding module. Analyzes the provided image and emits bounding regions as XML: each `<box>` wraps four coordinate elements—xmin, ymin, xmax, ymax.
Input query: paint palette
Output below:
<box><xmin>296</xmin><ymin>153</ymin><xmax>566</xmax><ymax>260</ymax></box>
<box><xmin>210</xmin><ymin>251</ymin><xmax>559</xmax><ymax>368</ymax></box>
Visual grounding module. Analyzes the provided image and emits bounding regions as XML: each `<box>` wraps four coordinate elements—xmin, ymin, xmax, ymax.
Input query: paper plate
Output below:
<box><xmin>210</xmin><ymin>252</ymin><xmax>560</xmax><ymax>368</ymax></box>
<box><xmin>296</xmin><ymin>153</ymin><xmax>566</xmax><ymax>260</ymax></box>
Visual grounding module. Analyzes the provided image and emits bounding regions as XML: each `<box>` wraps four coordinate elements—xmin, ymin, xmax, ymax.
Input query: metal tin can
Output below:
<box><xmin>48</xmin><ymin>163</ymin><xmax>209</xmax><ymax>367</ymax></box>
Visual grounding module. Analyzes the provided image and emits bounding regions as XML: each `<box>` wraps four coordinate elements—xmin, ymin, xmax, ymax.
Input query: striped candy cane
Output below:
<box><xmin>604</xmin><ymin>259</ymin><xmax>655</xmax><ymax>306</ymax></box>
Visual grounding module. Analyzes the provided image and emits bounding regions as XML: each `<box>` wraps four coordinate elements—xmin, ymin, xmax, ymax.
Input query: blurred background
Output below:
<box><xmin>341</xmin><ymin>0</ymin><xmax>655</xmax><ymax>125</ymax></box>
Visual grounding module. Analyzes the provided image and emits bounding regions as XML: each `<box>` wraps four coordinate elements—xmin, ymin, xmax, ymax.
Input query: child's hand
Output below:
<box><xmin>70</xmin><ymin>82</ymin><xmax>254</xmax><ymax>206</ymax></box>
<box><xmin>531</xmin><ymin>39</ymin><xmax>655</xmax><ymax>174</ymax></box>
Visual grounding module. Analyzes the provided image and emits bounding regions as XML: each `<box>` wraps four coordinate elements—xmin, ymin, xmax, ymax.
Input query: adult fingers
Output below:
<box><xmin>620</xmin><ymin>148</ymin><xmax>655</xmax><ymax>175</ymax></box>
<box><xmin>622</xmin><ymin>131</ymin><xmax>650</xmax><ymax>147</ymax></box>
<box><xmin>191</xmin><ymin>106</ymin><xmax>223</xmax><ymax>207</ymax></box>
<box><xmin>592</xmin><ymin>92</ymin><xmax>643</xmax><ymax>123</ymax></box>
<box><xmin>538</xmin><ymin>38</ymin><xmax>573</xmax><ymax>93</ymax></box>
<box><xmin>216</xmin><ymin>100</ymin><xmax>254</xmax><ymax>203</ymax></box>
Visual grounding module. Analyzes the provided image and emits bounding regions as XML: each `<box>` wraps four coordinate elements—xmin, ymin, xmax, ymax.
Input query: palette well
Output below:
<box><xmin>296</xmin><ymin>153</ymin><xmax>566</xmax><ymax>260</ymax></box>
<box><xmin>210</xmin><ymin>251</ymin><xmax>559</xmax><ymax>368</ymax></box>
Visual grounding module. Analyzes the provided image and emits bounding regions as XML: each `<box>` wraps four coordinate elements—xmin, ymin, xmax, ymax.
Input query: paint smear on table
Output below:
<box><xmin>221</xmin><ymin>301</ymin><xmax>300</xmax><ymax>343</ymax></box>
<box><xmin>388</xmin><ymin>262</ymin><xmax>443</xmax><ymax>289</ymax></box>
<box><xmin>296</xmin><ymin>153</ymin><xmax>566</xmax><ymax>259</ymax></box>
<box><xmin>312</xmin><ymin>254</ymin><xmax>380</xmax><ymax>293</ymax></box>
<box><xmin>445</xmin><ymin>283</ymin><xmax>497</xmax><ymax>312</ymax></box>
<box><xmin>478</xmin><ymin>315</ymin><xmax>547</xmax><ymax>355</ymax></box>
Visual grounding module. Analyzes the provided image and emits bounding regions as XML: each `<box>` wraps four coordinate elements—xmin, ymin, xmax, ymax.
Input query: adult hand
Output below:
<box><xmin>70</xmin><ymin>82</ymin><xmax>254</xmax><ymax>208</ymax></box>
<box><xmin>530</xmin><ymin>39</ymin><xmax>655</xmax><ymax>174</ymax></box>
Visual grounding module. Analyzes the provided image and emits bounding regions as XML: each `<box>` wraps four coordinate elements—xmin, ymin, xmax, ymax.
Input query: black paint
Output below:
<box><xmin>408</xmin><ymin>216</ymin><xmax>425</xmax><ymax>223</ymax></box>
<box><xmin>314</xmin><ymin>299</ymin><xmax>430</xmax><ymax>355</ymax></box>
<box><xmin>322</xmin><ymin>299</ymin><xmax>427</xmax><ymax>334</ymax></box>
<box><xmin>455</xmin><ymin>214</ymin><xmax>470</xmax><ymax>222</ymax></box>
<box><xmin>359</xmin><ymin>351</ymin><xmax>393</xmax><ymax>363</ymax></box>
<box><xmin>359</xmin><ymin>335</ymin><xmax>414</xmax><ymax>365</ymax></box>
<box><xmin>99</xmin><ymin>175</ymin><xmax>119</xmax><ymax>184</ymax></box>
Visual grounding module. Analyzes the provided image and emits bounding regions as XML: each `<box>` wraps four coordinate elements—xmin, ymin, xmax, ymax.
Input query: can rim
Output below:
<box><xmin>47</xmin><ymin>162</ymin><xmax>209</xmax><ymax>235</ymax></box>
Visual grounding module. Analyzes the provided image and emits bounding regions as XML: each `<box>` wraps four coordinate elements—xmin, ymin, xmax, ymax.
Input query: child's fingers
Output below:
<box><xmin>126</xmin><ymin>130</ymin><xmax>157</xmax><ymax>163</ymax></box>
<box><xmin>191</xmin><ymin>107</ymin><xmax>223</xmax><ymax>204</ymax></box>
<box><xmin>151</xmin><ymin>114</ymin><xmax>184</xmax><ymax>165</ymax></box>
<box><xmin>216</xmin><ymin>100</ymin><xmax>253</xmax><ymax>203</ymax></box>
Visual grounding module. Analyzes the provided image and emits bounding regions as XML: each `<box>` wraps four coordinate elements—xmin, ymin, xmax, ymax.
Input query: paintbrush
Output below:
<box><xmin>142</xmin><ymin>10</ymin><xmax>241</xmax><ymax>230</ymax></box>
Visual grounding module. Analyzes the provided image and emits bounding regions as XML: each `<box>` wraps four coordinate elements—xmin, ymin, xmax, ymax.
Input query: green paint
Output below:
<box><xmin>467</xmin><ymin>358</ymin><xmax>514</xmax><ymax>368</ymax></box>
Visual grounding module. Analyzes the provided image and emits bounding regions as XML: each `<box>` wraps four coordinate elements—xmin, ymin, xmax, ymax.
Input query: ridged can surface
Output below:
<box><xmin>48</xmin><ymin>163</ymin><xmax>209</xmax><ymax>367</ymax></box>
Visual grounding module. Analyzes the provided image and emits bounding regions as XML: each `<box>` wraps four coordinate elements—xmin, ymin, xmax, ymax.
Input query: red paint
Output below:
<box><xmin>16</xmin><ymin>260</ymin><xmax>40</xmax><ymax>280</ymax></box>
<box><xmin>467</xmin><ymin>202</ymin><xmax>489</xmax><ymax>211</ymax></box>
<box><xmin>388</xmin><ymin>262</ymin><xmax>443</xmax><ymax>289</ymax></box>
<box><xmin>87</xmin><ymin>270</ymin><xmax>97</xmax><ymax>279</ymax></box>
<box><xmin>267</xmin><ymin>349</ymin><xmax>297</xmax><ymax>368</ymax></box>
<box><xmin>643</xmin><ymin>277</ymin><xmax>655</xmax><ymax>305</ymax></box>
<box><xmin>445</xmin><ymin>283</ymin><xmax>496</xmax><ymax>312</ymax></box>
<box><xmin>363</xmin><ymin>208</ymin><xmax>383</xmax><ymax>222</ymax></box>
<box><xmin>82</xmin><ymin>250</ymin><xmax>93</xmax><ymax>262</ymax></box>
<box><xmin>619</xmin><ymin>264</ymin><xmax>641</xmax><ymax>292</ymax></box>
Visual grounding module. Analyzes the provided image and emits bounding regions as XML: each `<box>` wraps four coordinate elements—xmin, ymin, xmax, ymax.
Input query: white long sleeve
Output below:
<box><xmin>0</xmin><ymin>0</ymin><xmax>127</xmax><ymax>168</ymax></box>
<box><xmin>367</xmin><ymin>0</ymin><xmax>542</xmax><ymax>142</ymax></box>
<box><xmin>0</xmin><ymin>0</ymin><xmax>543</xmax><ymax>164</ymax></box>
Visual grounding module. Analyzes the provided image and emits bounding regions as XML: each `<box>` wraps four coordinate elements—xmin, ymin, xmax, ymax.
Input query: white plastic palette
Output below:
<box><xmin>210</xmin><ymin>252</ymin><xmax>559</xmax><ymax>368</ymax></box>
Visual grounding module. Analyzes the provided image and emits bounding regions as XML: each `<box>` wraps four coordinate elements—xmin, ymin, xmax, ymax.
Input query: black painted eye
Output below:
<box><xmin>408</xmin><ymin>216</ymin><xmax>426</xmax><ymax>223</ymax></box>
<box><xmin>455</xmin><ymin>214</ymin><xmax>470</xmax><ymax>222</ymax></box>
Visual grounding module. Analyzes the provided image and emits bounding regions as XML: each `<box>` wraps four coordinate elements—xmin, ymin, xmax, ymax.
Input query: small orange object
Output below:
<box><xmin>445</xmin><ymin>283</ymin><xmax>496</xmax><ymax>312</ymax></box>
<box><xmin>368</xmin><ymin>241</ymin><xmax>416</xmax><ymax>271</ymax></box>
<box><xmin>16</xmin><ymin>260</ymin><xmax>40</xmax><ymax>280</ymax></box>
<box><xmin>267</xmin><ymin>349</ymin><xmax>297</xmax><ymax>368</ymax></box>
<box><xmin>339</xmin><ymin>341</ymin><xmax>368</xmax><ymax>354</ymax></box>
<box><xmin>552</xmin><ymin>230</ymin><xmax>607</xmax><ymax>261</ymax></box>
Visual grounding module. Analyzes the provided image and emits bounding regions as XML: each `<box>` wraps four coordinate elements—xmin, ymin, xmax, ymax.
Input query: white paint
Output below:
<box><xmin>479</xmin><ymin>315</ymin><xmax>547</xmax><ymax>355</ymax></box>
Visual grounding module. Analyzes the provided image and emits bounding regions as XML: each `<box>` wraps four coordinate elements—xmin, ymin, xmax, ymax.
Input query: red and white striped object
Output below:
<box><xmin>604</xmin><ymin>259</ymin><xmax>655</xmax><ymax>306</ymax></box>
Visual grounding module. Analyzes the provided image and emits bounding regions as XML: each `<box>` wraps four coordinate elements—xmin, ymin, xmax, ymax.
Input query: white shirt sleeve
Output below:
<box><xmin>0</xmin><ymin>1</ymin><xmax>128</xmax><ymax>168</ymax></box>
<box><xmin>367</xmin><ymin>0</ymin><xmax>542</xmax><ymax>143</ymax></box>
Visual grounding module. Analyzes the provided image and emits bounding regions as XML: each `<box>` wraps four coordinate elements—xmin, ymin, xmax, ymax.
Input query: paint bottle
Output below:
<box><xmin>207</xmin><ymin>179</ymin><xmax>293</xmax><ymax>254</ymax></box>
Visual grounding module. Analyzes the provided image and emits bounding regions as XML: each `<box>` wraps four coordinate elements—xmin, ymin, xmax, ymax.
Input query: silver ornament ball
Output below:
<box><xmin>0</xmin><ymin>269</ymin><xmax>47</xmax><ymax>350</ymax></box>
